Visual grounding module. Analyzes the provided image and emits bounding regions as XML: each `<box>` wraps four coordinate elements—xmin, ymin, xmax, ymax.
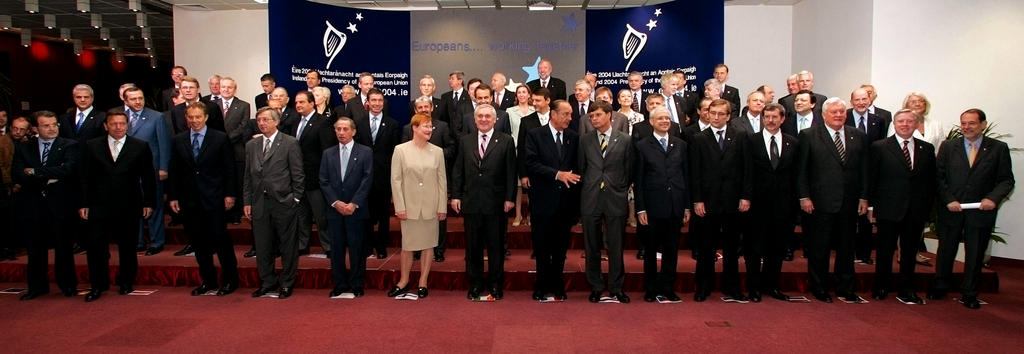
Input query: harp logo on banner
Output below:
<box><xmin>323</xmin><ymin>20</ymin><xmax>347</xmax><ymax>69</ymax></box>
<box><xmin>621</xmin><ymin>8</ymin><xmax>661</xmax><ymax>71</ymax></box>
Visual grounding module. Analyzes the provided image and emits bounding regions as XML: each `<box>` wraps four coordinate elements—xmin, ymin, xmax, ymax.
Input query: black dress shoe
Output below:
<box><xmin>216</xmin><ymin>284</ymin><xmax>237</xmax><ymax>296</ymax></box>
<box><xmin>838</xmin><ymin>293</ymin><xmax>865</xmax><ymax>303</ymax></box>
<box><xmin>118</xmin><ymin>285</ymin><xmax>134</xmax><ymax>295</ymax></box>
<box><xmin>490</xmin><ymin>287</ymin><xmax>504</xmax><ymax>300</ymax></box>
<box><xmin>505</xmin><ymin>249</ymin><xmax>511</xmax><ymax>257</ymax></box>
<box><xmin>532</xmin><ymin>289</ymin><xmax>545</xmax><ymax>301</ymax></box>
<box><xmin>278</xmin><ymin>287</ymin><xmax>293</xmax><ymax>299</ymax></box>
<box><xmin>872</xmin><ymin>289</ymin><xmax>889</xmax><ymax>301</ymax></box>
<box><xmin>417</xmin><ymin>287</ymin><xmax>428</xmax><ymax>298</ymax></box>
<box><xmin>613</xmin><ymin>292</ymin><xmax>630</xmax><ymax>303</ymax></box>
<box><xmin>767</xmin><ymin>289</ymin><xmax>790</xmax><ymax>301</ymax></box>
<box><xmin>467</xmin><ymin>287</ymin><xmax>482</xmax><ymax>299</ymax></box>
<box><xmin>84</xmin><ymin>289</ymin><xmax>102</xmax><ymax>302</ymax></box>
<box><xmin>784</xmin><ymin>250</ymin><xmax>795</xmax><ymax>262</ymax></box>
<box><xmin>860</xmin><ymin>257</ymin><xmax>874</xmax><ymax>265</ymax></box>
<box><xmin>812</xmin><ymin>291</ymin><xmax>833</xmax><ymax>303</ymax></box>
<box><xmin>926</xmin><ymin>290</ymin><xmax>947</xmax><ymax>300</ymax></box>
<box><xmin>588</xmin><ymin>291</ymin><xmax>602</xmax><ymax>303</ymax></box>
<box><xmin>353</xmin><ymin>287</ymin><xmax>365</xmax><ymax>297</ymax></box>
<box><xmin>387</xmin><ymin>284</ymin><xmax>410</xmax><ymax>297</ymax></box>
<box><xmin>663</xmin><ymin>292</ymin><xmax>681</xmax><ymax>302</ymax></box>
<box><xmin>252</xmin><ymin>286</ymin><xmax>279</xmax><ymax>298</ymax></box>
<box><xmin>174</xmin><ymin>244</ymin><xmax>195</xmax><ymax>256</ymax></box>
<box><xmin>145</xmin><ymin>246</ymin><xmax>164</xmax><ymax>256</ymax></box>
<box><xmin>298</xmin><ymin>248</ymin><xmax>310</xmax><ymax>255</ymax></box>
<box><xmin>896</xmin><ymin>293</ymin><xmax>924</xmax><ymax>305</ymax></box>
<box><xmin>433</xmin><ymin>253</ymin><xmax>445</xmax><ymax>262</ymax></box>
<box><xmin>643</xmin><ymin>291</ymin><xmax>657</xmax><ymax>302</ymax></box>
<box><xmin>61</xmin><ymin>288</ymin><xmax>78</xmax><ymax>297</ymax></box>
<box><xmin>961</xmin><ymin>296</ymin><xmax>981</xmax><ymax>309</ymax></box>
<box><xmin>243</xmin><ymin>248</ymin><xmax>257</xmax><ymax>258</ymax></box>
<box><xmin>554</xmin><ymin>290</ymin><xmax>567</xmax><ymax>301</ymax></box>
<box><xmin>191</xmin><ymin>284</ymin><xmax>218</xmax><ymax>296</ymax></box>
<box><xmin>20</xmin><ymin>291</ymin><xmax>47</xmax><ymax>301</ymax></box>
<box><xmin>636</xmin><ymin>249</ymin><xmax>645</xmax><ymax>260</ymax></box>
<box><xmin>749</xmin><ymin>291</ymin><xmax>762</xmax><ymax>303</ymax></box>
<box><xmin>694</xmin><ymin>293</ymin><xmax>707</xmax><ymax>302</ymax></box>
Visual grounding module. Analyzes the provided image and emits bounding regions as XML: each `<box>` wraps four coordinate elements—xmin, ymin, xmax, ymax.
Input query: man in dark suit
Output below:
<box><xmin>272</xmin><ymin>87</ymin><xmax>301</xmax><ymax>135</ymax></box>
<box><xmin>160</xmin><ymin>65</ymin><xmax>187</xmax><ymax>112</ymax></box>
<box><xmin>523</xmin><ymin>100</ymin><xmax>579</xmax><ymax>301</ymax></box>
<box><xmin>254</xmin><ymin>73</ymin><xmax>274</xmax><ymax>109</ymax></box>
<box><xmin>673</xmin><ymin>70</ymin><xmax>700</xmax><ymax>125</ymax></box>
<box><xmin>458</xmin><ymin>84</ymin><xmax>512</xmax><ymax>138</ymax></box>
<box><xmin>569</xmin><ymin>80</ymin><xmax>595</xmax><ymax>133</ymax></box>
<box><xmin>407</xmin><ymin>76</ymin><xmax>443</xmax><ymax>119</ymax></box>
<box><xmin>797</xmin><ymin>97</ymin><xmax>870</xmax><ymax>303</ymax></box>
<box><xmin>657</xmin><ymin>73</ymin><xmax>692</xmax><ymax>127</ymax></box>
<box><xmin>451</xmin><ymin>103</ymin><xmax>517</xmax><ymax>300</ymax></box>
<box><xmin>712</xmin><ymin>64</ymin><xmax>742</xmax><ymax>118</ymax></box>
<box><xmin>437</xmin><ymin>71</ymin><xmax>469</xmax><ymax>128</ymax></box>
<box><xmin>59</xmin><ymin>84</ymin><xmax>106</xmax><ymax>143</ymax></box>
<box><xmin>321</xmin><ymin>117</ymin><xmax>374</xmax><ymax>297</ymax></box>
<box><xmin>731</xmin><ymin>91</ymin><xmax>766</xmax><ymax>136</ymax></box>
<box><xmin>867</xmin><ymin>109</ymin><xmax>936</xmax><ymax>304</ymax></box>
<box><xmin>517</xmin><ymin>88</ymin><xmax>553</xmax><ymax>179</ymax></box>
<box><xmin>634</xmin><ymin>94</ymin><xmax>683</xmax><ymax>141</ymax></box>
<box><xmin>78</xmin><ymin>109</ymin><xmax>156</xmax><ymax>302</ymax></box>
<box><xmin>244</xmin><ymin>107</ymin><xmax>305</xmax><ymax>299</ymax></box>
<box><xmin>848</xmin><ymin>87</ymin><xmax>891</xmax><ymax>265</ymax></box>
<box><xmin>745</xmin><ymin>103</ymin><xmax>799</xmax><ymax>302</ymax></box>
<box><xmin>578</xmin><ymin>101</ymin><xmax>634</xmax><ymax>303</ymax></box>
<box><xmin>170</xmin><ymin>76</ymin><xmax>225</xmax><ymax>135</ymax></box>
<box><xmin>404</xmin><ymin>96</ymin><xmax>456</xmax><ymax>262</ymax></box>
<box><xmin>779</xmin><ymin>71</ymin><xmax>827</xmax><ymax>118</ymax></box>
<box><xmin>201</xmin><ymin>74</ymin><xmax>222</xmax><ymax>104</ymax></box>
<box><xmin>626</xmin><ymin>72</ymin><xmax>649</xmax><ymax>115</ymax></box>
<box><xmin>353</xmin><ymin>89</ymin><xmax>401</xmax><ymax>260</ymax></box>
<box><xmin>526</xmin><ymin>59</ymin><xmax>568</xmax><ymax>102</ymax></box>
<box><xmin>13</xmin><ymin>111</ymin><xmax>79</xmax><ymax>300</ymax></box>
<box><xmin>689</xmin><ymin>99</ymin><xmax>753</xmax><ymax>302</ymax></box>
<box><xmin>124</xmin><ymin>86</ymin><xmax>171</xmax><ymax>255</ymax></box>
<box><xmin>930</xmin><ymin>108</ymin><xmax>1015</xmax><ymax>309</ymax></box>
<box><xmin>290</xmin><ymin>91</ymin><xmax>335</xmax><ymax>257</ymax></box>
<box><xmin>861</xmin><ymin>84</ymin><xmax>893</xmax><ymax>124</ymax></box>
<box><xmin>633</xmin><ymin>107</ymin><xmax>690</xmax><ymax>303</ymax></box>
<box><xmin>781</xmin><ymin>90</ymin><xmax>824</xmax><ymax>137</ymax></box>
<box><xmin>167</xmin><ymin>102</ymin><xmax>240</xmax><ymax>297</ymax></box>
<box><xmin>490</xmin><ymin>72</ymin><xmax>516</xmax><ymax>111</ymax></box>
<box><xmin>217</xmin><ymin>77</ymin><xmax>252</xmax><ymax>224</ymax></box>
<box><xmin>342</xmin><ymin>72</ymin><xmax>391</xmax><ymax>120</ymax></box>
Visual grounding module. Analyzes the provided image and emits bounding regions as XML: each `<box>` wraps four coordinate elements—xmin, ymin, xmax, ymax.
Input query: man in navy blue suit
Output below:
<box><xmin>124</xmin><ymin>86</ymin><xmax>171</xmax><ymax>256</ymax></box>
<box><xmin>847</xmin><ymin>87</ymin><xmax>890</xmax><ymax>265</ymax></box>
<box><xmin>320</xmin><ymin>117</ymin><xmax>373</xmax><ymax>297</ymax></box>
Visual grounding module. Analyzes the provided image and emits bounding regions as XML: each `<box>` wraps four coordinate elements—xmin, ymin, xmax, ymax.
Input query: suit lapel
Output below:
<box><xmin>819</xmin><ymin>126</ymin><xmax>843</xmax><ymax>163</ymax></box>
<box><xmin>971</xmin><ymin>137</ymin><xmax>992</xmax><ymax>171</ymax></box>
<box><xmin>886</xmin><ymin>137</ymin><xmax>911</xmax><ymax>170</ymax></box>
<box><xmin>342</xmin><ymin>147</ymin><xmax>358</xmax><ymax>181</ymax></box>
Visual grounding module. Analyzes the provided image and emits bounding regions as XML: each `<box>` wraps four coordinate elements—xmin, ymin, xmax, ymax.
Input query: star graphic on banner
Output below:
<box><xmin>347</xmin><ymin>22</ymin><xmax>358</xmax><ymax>33</ymax></box>
<box><xmin>355</xmin><ymin>13</ymin><xmax>363</xmax><ymax>21</ymax></box>
<box><xmin>505</xmin><ymin>78</ymin><xmax>520</xmax><ymax>93</ymax></box>
<box><xmin>654</xmin><ymin>8</ymin><xmax>662</xmax><ymax>16</ymax></box>
<box><xmin>646</xmin><ymin>19</ymin><xmax>658</xmax><ymax>31</ymax></box>
<box><xmin>562</xmin><ymin>13</ymin><xmax>579</xmax><ymax>32</ymax></box>
<box><xmin>521</xmin><ymin>56</ymin><xmax>541</xmax><ymax>83</ymax></box>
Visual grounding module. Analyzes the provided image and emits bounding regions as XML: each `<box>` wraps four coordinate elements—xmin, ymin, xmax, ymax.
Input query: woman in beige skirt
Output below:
<box><xmin>388</xmin><ymin>113</ymin><xmax>447</xmax><ymax>298</ymax></box>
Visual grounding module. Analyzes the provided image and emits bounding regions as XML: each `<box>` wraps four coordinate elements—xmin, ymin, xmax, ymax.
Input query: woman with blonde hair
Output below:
<box><xmin>506</xmin><ymin>84</ymin><xmax>534</xmax><ymax>226</ymax></box>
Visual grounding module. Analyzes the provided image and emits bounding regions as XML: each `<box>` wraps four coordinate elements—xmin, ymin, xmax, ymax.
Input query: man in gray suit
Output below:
<box><xmin>244</xmin><ymin>107</ymin><xmax>304</xmax><ymax>299</ymax></box>
<box><xmin>218</xmin><ymin>77</ymin><xmax>252</xmax><ymax>224</ymax></box>
<box><xmin>578</xmin><ymin>101</ymin><xmax>634</xmax><ymax>303</ymax></box>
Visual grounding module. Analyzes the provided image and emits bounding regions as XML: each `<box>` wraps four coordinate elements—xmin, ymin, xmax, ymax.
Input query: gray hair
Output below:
<box><xmin>73</xmin><ymin>84</ymin><xmax>94</xmax><ymax>96</ymax></box>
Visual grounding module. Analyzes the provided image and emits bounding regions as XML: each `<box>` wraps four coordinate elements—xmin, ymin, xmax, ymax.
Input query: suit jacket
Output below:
<box><xmin>58</xmin><ymin>108</ymin><xmax>106</xmax><ymax>144</ymax></box>
<box><xmin>524</xmin><ymin>124</ymin><xmax>580</xmax><ymax>217</ymax></box>
<box><xmin>782</xmin><ymin>110</ymin><xmax>824</xmax><ymax>137</ymax></box>
<box><xmin>438</xmin><ymin>89</ymin><xmax>471</xmax><ymax>127</ymax></box>
<box><xmin>635</xmin><ymin>120</ymin><xmax>684</xmax><ymax>142</ymax></box>
<box><xmin>747</xmin><ymin>131</ymin><xmax>800</xmax><ymax>224</ymax></box>
<box><xmin>796</xmin><ymin>125</ymin><xmax>869</xmax><ymax>214</ymax></box>
<box><xmin>127</xmin><ymin>107</ymin><xmax>172</xmax><ymax>172</ymax></box>
<box><xmin>279</xmin><ymin>107</ymin><xmax>301</xmax><ymax>137</ymax></box>
<box><xmin>845</xmin><ymin>109</ymin><xmax>889</xmax><ymax>143</ymax></box>
<box><xmin>254</xmin><ymin>92</ymin><xmax>270</xmax><ymax>109</ymax></box>
<box><xmin>688</xmin><ymin>126</ymin><xmax>753</xmax><ymax>214</ymax></box>
<box><xmin>730</xmin><ymin>112</ymin><xmax>763</xmax><ymax>136</ymax></box>
<box><xmin>458</xmin><ymin>105</ymin><xmax>512</xmax><ymax>137</ymax></box>
<box><xmin>936</xmin><ymin>137</ymin><xmax>1015</xmax><ymax>226</ymax></box>
<box><xmin>721</xmin><ymin>84</ymin><xmax>741</xmax><ymax>118</ymax></box>
<box><xmin>78</xmin><ymin>135</ymin><xmax>156</xmax><ymax>219</ymax></box>
<box><xmin>578</xmin><ymin>128</ymin><xmax>633</xmax><ymax>216</ymax></box>
<box><xmin>779</xmin><ymin>92</ymin><xmax>827</xmax><ymax>120</ymax></box>
<box><xmin>680</xmin><ymin>122</ymin><xmax>707</xmax><ymax>145</ymax></box>
<box><xmin>675</xmin><ymin>91</ymin><xmax>699</xmax><ymax>125</ymax></box>
<box><xmin>493</xmin><ymin>89</ymin><xmax>516</xmax><ymax>111</ymax></box>
<box><xmin>12</xmin><ymin>137</ymin><xmax>78</xmax><ymax>215</ymax></box>
<box><xmin>633</xmin><ymin>134</ymin><xmax>690</xmax><ymax>219</ymax></box>
<box><xmin>170</xmin><ymin>101</ymin><xmax>225</xmax><ymax>135</ymax></box>
<box><xmin>390</xmin><ymin>141</ymin><xmax>447</xmax><ymax>220</ymax></box>
<box><xmin>868</xmin><ymin>136</ymin><xmax>935</xmax><ymax>222</ymax></box>
<box><xmin>242</xmin><ymin>132</ymin><xmax>304</xmax><ymax>218</ymax></box>
<box><xmin>319</xmin><ymin>142</ymin><xmax>373</xmax><ymax>220</ymax></box>
<box><xmin>342</xmin><ymin>95</ymin><xmax>391</xmax><ymax>122</ymax></box>
<box><xmin>167</xmin><ymin>129</ymin><xmax>236</xmax><ymax>210</ymax></box>
<box><xmin>353</xmin><ymin>113</ymin><xmax>401</xmax><ymax>196</ymax></box>
<box><xmin>517</xmin><ymin>112</ymin><xmax>543</xmax><ymax>176</ymax></box>
<box><xmin>160</xmin><ymin>87</ymin><xmax>176</xmax><ymax>112</ymax></box>
<box><xmin>222</xmin><ymin>98</ymin><xmax>253</xmax><ymax>163</ymax></box>
<box><xmin>872</xmin><ymin>106</ymin><xmax>893</xmax><ymax>125</ymax></box>
<box><xmin>569</xmin><ymin>99</ymin><xmax>594</xmax><ymax>133</ymax></box>
<box><xmin>289</xmin><ymin>112</ymin><xmax>336</xmax><ymax>191</ymax></box>
<box><xmin>451</xmin><ymin>131</ymin><xmax>517</xmax><ymax>214</ymax></box>
<box><xmin>527</xmin><ymin>77</ymin><xmax>568</xmax><ymax>102</ymax></box>
<box><xmin>579</xmin><ymin>111</ymin><xmax>629</xmax><ymax>137</ymax></box>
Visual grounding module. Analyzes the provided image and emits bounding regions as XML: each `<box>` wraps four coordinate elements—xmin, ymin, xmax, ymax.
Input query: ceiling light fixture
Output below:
<box><xmin>136</xmin><ymin>13</ymin><xmax>147</xmax><ymax>28</ymax></box>
<box><xmin>61</xmin><ymin>28</ymin><xmax>71</xmax><ymax>41</ymax></box>
<box><xmin>21</xmin><ymin>28</ymin><xmax>31</xmax><ymax>47</ymax></box>
<box><xmin>0</xmin><ymin>15</ymin><xmax>11</xmax><ymax>30</ymax></box>
<box><xmin>99</xmin><ymin>27</ymin><xmax>109</xmax><ymax>40</ymax></box>
<box><xmin>44</xmin><ymin>14</ymin><xmax>56</xmax><ymax>29</ymax></box>
<box><xmin>91</xmin><ymin>13</ymin><xmax>102</xmax><ymax>28</ymax></box>
<box><xmin>141</xmin><ymin>27</ymin><xmax>150</xmax><ymax>39</ymax></box>
<box><xmin>25</xmin><ymin>0</ymin><xmax>39</xmax><ymax>14</ymax></box>
<box><xmin>528</xmin><ymin>1</ymin><xmax>555</xmax><ymax>11</ymax></box>
<box><xmin>109</xmin><ymin>38</ymin><xmax>117</xmax><ymax>49</ymax></box>
<box><xmin>129</xmin><ymin>0</ymin><xmax>142</xmax><ymax>12</ymax></box>
<box><xmin>77</xmin><ymin>0</ymin><xmax>90</xmax><ymax>12</ymax></box>
<box><xmin>73</xmin><ymin>39</ymin><xmax>82</xmax><ymax>55</ymax></box>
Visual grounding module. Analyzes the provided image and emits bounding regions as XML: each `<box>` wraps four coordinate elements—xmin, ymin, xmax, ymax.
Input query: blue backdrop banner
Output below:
<box><xmin>269</xmin><ymin>0</ymin><xmax>411</xmax><ymax>121</ymax></box>
<box><xmin>585</xmin><ymin>0</ymin><xmax>723</xmax><ymax>97</ymax></box>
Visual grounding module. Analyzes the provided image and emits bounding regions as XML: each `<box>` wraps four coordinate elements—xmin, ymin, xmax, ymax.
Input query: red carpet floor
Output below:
<box><xmin>1</xmin><ymin>257</ymin><xmax>1022</xmax><ymax>352</ymax></box>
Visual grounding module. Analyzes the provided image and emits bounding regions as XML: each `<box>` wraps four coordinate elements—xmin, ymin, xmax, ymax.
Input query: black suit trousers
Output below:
<box><xmin>364</xmin><ymin>189</ymin><xmax>391</xmax><ymax>255</ymax></box>
<box><xmin>87</xmin><ymin>214</ymin><xmax>140</xmax><ymax>290</ymax></box>
<box><xmin>932</xmin><ymin>213</ymin><xmax>992</xmax><ymax>298</ymax></box>
<box><xmin>874</xmin><ymin>218</ymin><xmax>923</xmax><ymax>295</ymax></box>
<box><xmin>744</xmin><ymin>214</ymin><xmax>789</xmax><ymax>292</ymax></box>
<box><xmin>805</xmin><ymin>205</ymin><xmax>857</xmax><ymax>295</ymax></box>
<box><xmin>464</xmin><ymin>213</ymin><xmax>504</xmax><ymax>289</ymax></box>
<box><xmin>182</xmin><ymin>205</ymin><xmax>238</xmax><ymax>287</ymax></box>
<box><xmin>531</xmin><ymin>212</ymin><xmax>573</xmax><ymax>293</ymax></box>
<box><xmin>433</xmin><ymin>219</ymin><xmax>448</xmax><ymax>255</ymax></box>
<box><xmin>643</xmin><ymin>217</ymin><xmax>681</xmax><ymax>294</ymax></box>
<box><xmin>855</xmin><ymin>214</ymin><xmax>875</xmax><ymax>260</ymax></box>
<box><xmin>25</xmin><ymin>203</ymin><xmax>76</xmax><ymax>293</ymax></box>
<box><xmin>695</xmin><ymin>212</ymin><xmax>743</xmax><ymax>294</ymax></box>
<box><xmin>329</xmin><ymin>215</ymin><xmax>365</xmax><ymax>289</ymax></box>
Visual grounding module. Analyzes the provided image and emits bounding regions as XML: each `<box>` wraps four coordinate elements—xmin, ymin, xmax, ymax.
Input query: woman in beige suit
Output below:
<box><xmin>388</xmin><ymin>113</ymin><xmax>447</xmax><ymax>298</ymax></box>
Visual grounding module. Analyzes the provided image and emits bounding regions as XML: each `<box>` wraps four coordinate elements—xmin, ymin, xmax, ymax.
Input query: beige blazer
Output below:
<box><xmin>391</xmin><ymin>141</ymin><xmax>447</xmax><ymax>220</ymax></box>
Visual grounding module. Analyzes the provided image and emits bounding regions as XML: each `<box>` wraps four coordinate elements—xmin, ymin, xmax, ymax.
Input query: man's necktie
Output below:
<box><xmin>599</xmin><ymin>133</ymin><xmax>607</xmax><ymax>189</ymax></box>
<box><xmin>542</xmin><ymin>80</ymin><xmax>548</xmax><ymax>88</ymax></box>
<box><xmin>371</xmin><ymin>116</ymin><xmax>379</xmax><ymax>144</ymax></box>
<box><xmin>770</xmin><ymin>135</ymin><xmax>779</xmax><ymax>169</ymax></box>
<box><xmin>222</xmin><ymin>100</ymin><xmax>230</xmax><ymax>116</ymax></box>
<box><xmin>580</xmin><ymin>103</ymin><xmax>585</xmax><ymax>116</ymax></box>
<box><xmin>192</xmin><ymin>133</ymin><xmax>201</xmax><ymax>159</ymax></box>
<box><xmin>76</xmin><ymin>112</ymin><xmax>85</xmax><ymax>132</ymax></box>
<box><xmin>130</xmin><ymin>111</ymin><xmax>140</xmax><ymax>131</ymax></box>
<box><xmin>263</xmin><ymin>137</ymin><xmax>270</xmax><ymax>156</ymax></box>
<box><xmin>800</xmin><ymin>117</ymin><xmax>808</xmax><ymax>131</ymax></box>
<box><xmin>834</xmin><ymin>131</ymin><xmax>847</xmax><ymax>163</ymax></box>
<box><xmin>556</xmin><ymin>131</ymin><xmax>563</xmax><ymax>159</ymax></box>
<box><xmin>717</xmin><ymin>130</ymin><xmax>725</xmax><ymax>150</ymax></box>
<box><xmin>858</xmin><ymin>116</ymin><xmax>866</xmax><ymax>133</ymax></box>
<box><xmin>902</xmin><ymin>139</ymin><xmax>912</xmax><ymax>169</ymax></box>
<box><xmin>968</xmin><ymin>141</ymin><xmax>978</xmax><ymax>167</ymax></box>
<box><xmin>112</xmin><ymin>140</ymin><xmax>121</xmax><ymax>160</ymax></box>
<box><xmin>453</xmin><ymin>92</ymin><xmax>459</xmax><ymax>102</ymax></box>
<box><xmin>41</xmin><ymin>142</ymin><xmax>51</xmax><ymax>165</ymax></box>
<box><xmin>667</xmin><ymin>97</ymin><xmax>678</xmax><ymax>123</ymax></box>
<box><xmin>340</xmin><ymin>145</ymin><xmax>349</xmax><ymax>182</ymax></box>
<box><xmin>495</xmin><ymin>92</ymin><xmax>500</xmax><ymax>104</ymax></box>
<box><xmin>479</xmin><ymin>134</ymin><xmax>488</xmax><ymax>159</ymax></box>
<box><xmin>659</xmin><ymin>137</ymin><xmax>667</xmax><ymax>152</ymax></box>
<box><xmin>631</xmin><ymin>92</ymin><xmax>640</xmax><ymax>112</ymax></box>
<box><xmin>296</xmin><ymin>116</ymin><xmax>308</xmax><ymax>140</ymax></box>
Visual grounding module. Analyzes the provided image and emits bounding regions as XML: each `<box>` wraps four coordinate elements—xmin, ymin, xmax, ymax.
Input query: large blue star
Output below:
<box><xmin>522</xmin><ymin>56</ymin><xmax>541</xmax><ymax>83</ymax></box>
<box><xmin>562</xmin><ymin>12</ymin><xmax>579</xmax><ymax>32</ymax></box>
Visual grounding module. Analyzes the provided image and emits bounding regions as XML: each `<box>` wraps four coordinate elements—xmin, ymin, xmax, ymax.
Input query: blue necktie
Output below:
<box><xmin>659</xmin><ymin>137</ymin><xmax>667</xmax><ymax>152</ymax></box>
<box><xmin>76</xmin><ymin>112</ymin><xmax>85</xmax><ymax>132</ymax></box>
<box><xmin>192</xmin><ymin>133</ymin><xmax>200</xmax><ymax>159</ymax></box>
<box><xmin>41</xmin><ymin>142</ymin><xmax>51</xmax><ymax>165</ymax></box>
<box><xmin>717</xmin><ymin>130</ymin><xmax>725</xmax><ymax>150</ymax></box>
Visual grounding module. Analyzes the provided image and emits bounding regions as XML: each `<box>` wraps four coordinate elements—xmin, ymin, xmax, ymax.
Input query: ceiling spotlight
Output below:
<box><xmin>144</xmin><ymin>38</ymin><xmax>152</xmax><ymax>50</ymax></box>
<box><xmin>21</xmin><ymin>28</ymin><xmax>31</xmax><ymax>47</ymax></box>
<box><xmin>141</xmin><ymin>27</ymin><xmax>150</xmax><ymax>39</ymax></box>
<box><xmin>25</xmin><ymin>0</ymin><xmax>39</xmax><ymax>14</ymax></box>
<box><xmin>0</xmin><ymin>15</ymin><xmax>11</xmax><ymax>30</ymax></box>
<box><xmin>61</xmin><ymin>28</ymin><xmax>71</xmax><ymax>41</ymax></box>
<box><xmin>136</xmin><ymin>13</ymin><xmax>147</xmax><ymax>28</ymax></box>
<box><xmin>129</xmin><ymin>0</ymin><xmax>142</xmax><ymax>12</ymax></box>
<box><xmin>116</xmin><ymin>47</ymin><xmax>124</xmax><ymax>63</ymax></box>
<box><xmin>73</xmin><ymin>39</ymin><xmax>82</xmax><ymax>55</ymax></box>
<box><xmin>44</xmin><ymin>14</ymin><xmax>56</xmax><ymax>29</ymax></box>
<box><xmin>109</xmin><ymin>38</ymin><xmax>117</xmax><ymax>49</ymax></box>
<box><xmin>91</xmin><ymin>14</ymin><xmax>102</xmax><ymax>28</ymax></box>
<box><xmin>99</xmin><ymin>27</ymin><xmax>109</xmax><ymax>40</ymax></box>
<box><xmin>77</xmin><ymin>0</ymin><xmax>91</xmax><ymax>12</ymax></box>
<box><xmin>528</xmin><ymin>0</ymin><xmax>555</xmax><ymax>11</ymax></box>
<box><xmin>150</xmin><ymin>56</ymin><xmax>157</xmax><ymax>68</ymax></box>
